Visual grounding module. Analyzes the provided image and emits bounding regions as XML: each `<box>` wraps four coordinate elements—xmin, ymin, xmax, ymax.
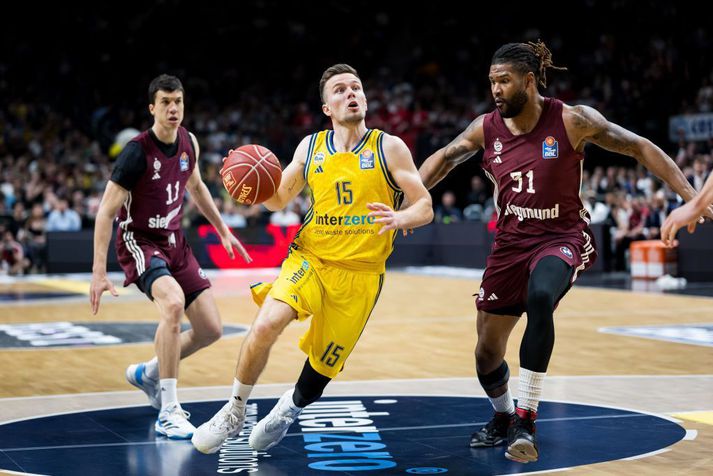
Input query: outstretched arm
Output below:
<box><xmin>368</xmin><ymin>134</ymin><xmax>433</xmax><ymax>234</ymax></box>
<box><xmin>565</xmin><ymin>104</ymin><xmax>711</xmax><ymax>219</ymax></box>
<box><xmin>419</xmin><ymin>115</ymin><xmax>485</xmax><ymax>190</ymax></box>
<box><xmin>661</xmin><ymin>172</ymin><xmax>713</xmax><ymax>245</ymax></box>
<box><xmin>187</xmin><ymin>134</ymin><xmax>251</xmax><ymax>262</ymax></box>
<box><xmin>262</xmin><ymin>135</ymin><xmax>309</xmax><ymax>211</ymax></box>
<box><xmin>90</xmin><ymin>181</ymin><xmax>127</xmax><ymax>314</ymax></box>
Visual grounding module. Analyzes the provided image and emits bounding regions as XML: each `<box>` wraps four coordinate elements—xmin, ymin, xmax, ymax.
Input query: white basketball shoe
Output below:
<box><xmin>125</xmin><ymin>362</ymin><xmax>161</xmax><ymax>410</ymax></box>
<box><xmin>249</xmin><ymin>389</ymin><xmax>303</xmax><ymax>451</ymax></box>
<box><xmin>155</xmin><ymin>403</ymin><xmax>196</xmax><ymax>440</ymax></box>
<box><xmin>192</xmin><ymin>400</ymin><xmax>246</xmax><ymax>454</ymax></box>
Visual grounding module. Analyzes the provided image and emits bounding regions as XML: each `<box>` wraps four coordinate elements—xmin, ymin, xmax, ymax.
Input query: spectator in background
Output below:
<box><xmin>467</xmin><ymin>176</ymin><xmax>489</xmax><ymax>207</ymax></box>
<box><xmin>435</xmin><ymin>190</ymin><xmax>462</xmax><ymax>224</ymax></box>
<box><xmin>46</xmin><ymin>197</ymin><xmax>81</xmax><ymax>231</ymax></box>
<box><xmin>1</xmin><ymin>228</ymin><xmax>29</xmax><ymax>276</ymax></box>
<box><xmin>220</xmin><ymin>198</ymin><xmax>248</xmax><ymax>228</ymax></box>
<box><xmin>269</xmin><ymin>201</ymin><xmax>301</xmax><ymax>227</ymax></box>
<box><xmin>643</xmin><ymin>195</ymin><xmax>666</xmax><ymax>239</ymax></box>
<box><xmin>687</xmin><ymin>157</ymin><xmax>709</xmax><ymax>191</ymax></box>
<box><xmin>24</xmin><ymin>203</ymin><xmax>47</xmax><ymax>273</ymax></box>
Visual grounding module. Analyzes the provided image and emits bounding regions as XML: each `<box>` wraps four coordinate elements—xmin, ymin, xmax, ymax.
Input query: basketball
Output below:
<box><xmin>220</xmin><ymin>144</ymin><xmax>282</xmax><ymax>205</ymax></box>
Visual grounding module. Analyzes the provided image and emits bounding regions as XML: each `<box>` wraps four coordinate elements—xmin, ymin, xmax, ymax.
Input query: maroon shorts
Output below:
<box><xmin>476</xmin><ymin>230</ymin><xmax>596</xmax><ymax>316</ymax></box>
<box><xmin>115</xmin><ymin>229</ymin><xmax>211</xmax><ymax>297</ymax></box>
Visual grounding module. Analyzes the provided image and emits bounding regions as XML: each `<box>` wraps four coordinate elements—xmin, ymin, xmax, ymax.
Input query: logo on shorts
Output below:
<box><xmin>198</xmin><ymin>268</ymin><xmax>207</xmax><ymax>279</ymax></box>
<box><xmin>289</xmin><ymin>261</ymin><xmax>310</xmax><ymax>284</ymax></box>
<box><xmin>494</xmin><ymin>138</ymin><xmax>503</xmax><ymax>153</ymax></box>
<box><xmin>360</xmin><ymin>149</ymin><xmax>375</xmax><ymax>169</ymax></box>
<box><xmin>152</xmin><ymin>157</ymin><xmax>162</xmax><ymax>180</ymax></box>
<box><xmin>291</xmin><ymin>294</ymin><xmax>298</xmax><ymax>302</ymax></box>
<box><xmin>542</xmin><ymin>136</ymin><xmax>559</xmax><ymax>159</ymax></box>
<box><xmin>560</xmin><ymin>246</ymin><xmax>573</xmax><ymax>259</ymax></box>
<box><xmin>488</xmin><ymin>293</ymin><xmax>499</xmax><ymax>301</ymax></box>
<box><xmin>179</xmin><ymin>152</ymin><xmax>190</xmax><ymax>172</ymax></box>
<box><xmin>477</xmin><ymin>287</ymin><xmax>485</xmax><ymax>301</ymax></box>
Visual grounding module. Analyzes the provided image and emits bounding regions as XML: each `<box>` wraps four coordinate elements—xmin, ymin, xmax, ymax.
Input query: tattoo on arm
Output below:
<box><xmin>286</xmin><ymin>178</ymin><xmax>297</xmax><ymax>193</ymax></box>
<box><xmin>573</xmin><ymin>105</ymin><xmax>640</xmax><ymax>157</ymax></box>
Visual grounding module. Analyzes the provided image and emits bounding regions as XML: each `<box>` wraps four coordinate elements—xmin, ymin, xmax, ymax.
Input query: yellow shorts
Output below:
<box><xmin>250</xmin><ymin>248</ymin><xmax>384</xmax><ymax>378</ymax></box>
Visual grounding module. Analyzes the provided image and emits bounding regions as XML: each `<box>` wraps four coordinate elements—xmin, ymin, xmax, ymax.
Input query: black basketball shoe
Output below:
<box><xmin>469</xmin><ymin>411</ymin><xmax>512</xmax><ymax>448</ymax></box>
<box><xmin>505</xmin><ymin>408</ymin><xmax>538</xmax><ymax>463</ymax></box>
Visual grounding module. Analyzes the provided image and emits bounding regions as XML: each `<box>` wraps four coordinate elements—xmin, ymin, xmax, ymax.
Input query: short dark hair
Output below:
<box><xmin>491</xmin><ymin>40</ymin><xmax>566</xmax><ymax>88</ymax></box>
<box><xmin>148</xmin><ymin>74</ymin><xmax>184</xmax><ymax>104</ymax></box>
<box><xmin>319</xmin><ymin>64</ymin><xmax>359</xmax><ymax>103</ymax></box>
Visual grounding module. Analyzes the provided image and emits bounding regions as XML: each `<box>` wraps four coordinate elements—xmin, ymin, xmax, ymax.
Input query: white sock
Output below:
<box><xmin>160</xmin><ymin>378</ymin><xmax>179</xmax><ymax>412</ymax></box>
<box><xmin>144</xmin><ymin>357</ymin><xmax>159</xmax><ymax>380</ymax></box>
<box><xmin>517</xmin><ymin>368</ymin><xmax>546</xmax><ymax>412</ymax></box>
<box><xmin>231</xmin><ymin>378</ymin><xmax>253</xmax><ymax>410</ymax></box>
<box><xmin>488</xmin><ymin>387</ymin><xmax>515</xmax><ymax>415</ymax></box>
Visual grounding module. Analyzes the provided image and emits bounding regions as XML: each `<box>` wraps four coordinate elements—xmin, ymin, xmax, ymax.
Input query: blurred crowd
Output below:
<box><xmin>2</xmin><ymin>2</ymin><xmax>713</xmax><ymax>274</ymax></box>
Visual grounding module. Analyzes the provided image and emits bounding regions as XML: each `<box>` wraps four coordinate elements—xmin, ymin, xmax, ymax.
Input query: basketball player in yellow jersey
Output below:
<box><xmin>192</xmin><ymin>64</ymin><xmax>433</xmax><ymax>454</ymax></box>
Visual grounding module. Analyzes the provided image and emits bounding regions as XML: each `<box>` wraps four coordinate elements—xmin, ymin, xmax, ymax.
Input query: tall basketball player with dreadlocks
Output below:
<box><xmin>418</xmin><ymin>41</ymin><xmax>710</xmax><ymax>463</ymax></box>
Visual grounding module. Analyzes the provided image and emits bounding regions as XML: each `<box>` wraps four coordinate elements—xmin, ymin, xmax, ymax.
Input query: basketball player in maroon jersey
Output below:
<box><xmin>90</xmin><ymin>74</ymin><xmax>251</xmax><ymax>439</ymax></box>
<box><xmin>418</xmin><ymin>41</ymin><xmax>708</xmax><ymax>463</ymax></box>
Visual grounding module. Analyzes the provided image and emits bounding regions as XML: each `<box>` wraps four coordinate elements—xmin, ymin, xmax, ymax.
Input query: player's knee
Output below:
<box><xmin>475</xmin><ymin>340</ymin><xmax>504</xmax><ymax>371</ymax></box>
<box><xmin>159</xmin><ymin>294</ymin><xmax>185</xmax><ymax>322</ymax></box>
<box><xmin>527</xmin><ymin>286</ymin><xmax>555</xmax><ymax>314</ymax></box>
<box><xmin>197</xmin><ymin>321</ymin><xmax>223</xmax><ymax>345</ymax></box>
<box><xmin>249</xmin><ymin>316</ymin><xmax>283</xmax><ymax>344</ymax></box>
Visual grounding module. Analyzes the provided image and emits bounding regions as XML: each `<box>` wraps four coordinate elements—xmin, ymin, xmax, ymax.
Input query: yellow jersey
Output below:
<box><xmin>292</xmin><ymin>128</ymin><xmax>403</xmax><ymax>273</ymax></box>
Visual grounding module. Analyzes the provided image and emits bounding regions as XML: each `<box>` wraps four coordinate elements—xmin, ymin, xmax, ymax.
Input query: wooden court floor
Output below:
<box><xmin>0</xmin><ymin>269</ymin><xmax>712</xmax><ymax>475</ymax></box>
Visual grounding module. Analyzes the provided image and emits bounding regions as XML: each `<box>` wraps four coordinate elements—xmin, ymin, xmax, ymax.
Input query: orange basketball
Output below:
<box><xmin>220</xmin><ymin>144</ymin><xmax>282</xmax><ymax>205</ymax></box>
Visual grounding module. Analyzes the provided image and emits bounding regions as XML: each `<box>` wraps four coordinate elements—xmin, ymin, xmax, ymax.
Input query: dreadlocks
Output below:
<box><xmin>491</xmin><ymin>40</ymin><xmax>567</xmax><ymax>88</ymax></box>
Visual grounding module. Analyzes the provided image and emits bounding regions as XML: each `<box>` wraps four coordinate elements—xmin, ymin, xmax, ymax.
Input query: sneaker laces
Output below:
<box><xmin>211</xmin><ymin>404</ymin><xmax>242</xmax><ymax>432</ymax></box>
<box><xmin>163</xmin><ymin>404</ymin><xmax>191</xmax><ymax>420</ymax></box>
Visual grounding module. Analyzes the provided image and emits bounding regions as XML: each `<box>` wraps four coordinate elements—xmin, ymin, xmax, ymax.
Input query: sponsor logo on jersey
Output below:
<box><xmin>560</xmin><ymin>246</ymin><xmax>573</xmax><ymax>259</ymax></box>
<box><xmin>152</xmin><ymin>157</ymin><xmax>162</xmax><ymax>180</ymax></box>
<box><xmin>542</xmin><ymin>136</ymin><xmax>559</xmax><ymax>159</ymax></box>
<box><xmin>504</xmin><ymin>202</ymin><xmax>560</xmax><ymax>221</ymax></box>
<box><xmin>148</xmin><ymin>205</ymin><xmax>182</xmax><ymax>229</ymax></box>
<box><xmin>313</xmin><ymin>152</ymin><xmax>325</xmax><ymax>174</ymax></box>
<box><xmin>315</xmin><ymin>213</ymin><xmax>377</xmax><ymax>226</ymax></box>
<box><xmin>180</xmin><ymin>152</ymin><xmax>190</xmax><ymax>172</ymax></box>
<box><xmin>360</xmin><ymin>149</ymin><xmax>375</xmax><ymax>169</ymax></box>
<box><xmin>494</xmin><ymin>138</ymin><xmax>503</xmax><ymax>153</ymax></box>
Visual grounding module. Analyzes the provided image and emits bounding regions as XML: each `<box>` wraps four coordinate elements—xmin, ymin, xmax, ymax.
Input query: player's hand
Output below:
<box><xmin>367</xmin><ymin>202</ymin><xmax>404</xmax><ymax>235</ymax></box>
<box><xmin>89</xmin><ymin>272</ymin><xmax>118</xmax><ymax>315</ymax></box>
<box><xmin>222</xmin><ymin>230</ymin><xmax>252</xmax><ymax>263</ymax></box>
<box><xmin>661</xmin><ymin>203</ymin><xmax>704</xmax><ymax>247</ymax></box>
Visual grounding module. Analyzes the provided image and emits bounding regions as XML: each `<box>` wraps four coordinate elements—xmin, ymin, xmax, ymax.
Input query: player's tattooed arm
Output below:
<box><xmin>566</xmin><ymin>104</ymin><xmax>703</xmax><ymax>208</ymax></box>
<box><xmin>419</xmin><ymin>114</ymin><xmax>485</xmax><ymax>190</ymax></box>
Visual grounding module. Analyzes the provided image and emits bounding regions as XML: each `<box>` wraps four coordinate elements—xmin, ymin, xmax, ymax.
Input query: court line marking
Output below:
<box><xmin>0</xmin><ymin>412</ymin><xmax>655</xmax><ymax>453</ymax></box>
<box><xmin>0</xmin><ymin>374</ymin><xmax>711</xmax><ymax>402</ymax></box>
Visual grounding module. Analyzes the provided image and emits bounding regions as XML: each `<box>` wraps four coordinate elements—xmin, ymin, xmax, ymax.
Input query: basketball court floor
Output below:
<box><xmin>0</xmin><ymin>267</ymin><xmax>711</xmax><ymax>475</ymax></box>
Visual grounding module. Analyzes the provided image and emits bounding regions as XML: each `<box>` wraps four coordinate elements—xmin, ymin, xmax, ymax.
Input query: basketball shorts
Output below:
<box><xmin>115</xmin><ymin>230</ymin><xmax>211</xmax><ymax>297</ymax></box>
<box><xmin>250</xmin><ymin>248</ymin><xmax>384</xmax><ymax>379</ymax></box>
<box><xmin>476</xmin><ymin>230</ymin><xmax>596</xmax><ymax>316</ymax></box>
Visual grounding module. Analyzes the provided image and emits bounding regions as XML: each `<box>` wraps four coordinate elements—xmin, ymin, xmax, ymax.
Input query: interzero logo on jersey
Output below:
<box><xmin>297</xmin><ymin>399</ymin><xmax>396</xmax><ymax>472</ymax></box>
<box><xmin>315</xmin><ymin>213</ymin><xmax>376</xmax><ymax>226</ymax></box>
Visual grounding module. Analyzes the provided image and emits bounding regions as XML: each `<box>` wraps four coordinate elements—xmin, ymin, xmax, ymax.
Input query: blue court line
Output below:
<box><xmin>0</xmin><ymin>412</ymin><xmax>647</xmax><ymax>453</ymax></box>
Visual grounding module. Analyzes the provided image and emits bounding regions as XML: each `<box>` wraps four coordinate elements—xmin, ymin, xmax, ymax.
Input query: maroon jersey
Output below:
<box><xmin>116</xmin><ymin>126</ymin><xmax>195</xmax><ymax>239</ymax></box>
<box><xmin>482</xmin><ymin>97</ymin><xmax>590</xmax><ymax>239</ymax></box>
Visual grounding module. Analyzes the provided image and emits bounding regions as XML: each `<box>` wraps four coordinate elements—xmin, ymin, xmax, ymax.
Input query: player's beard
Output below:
<box><xmin>498</xmin><ymin>88</ymin><xmax>528</xmax><ymax>118</ymax></box>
